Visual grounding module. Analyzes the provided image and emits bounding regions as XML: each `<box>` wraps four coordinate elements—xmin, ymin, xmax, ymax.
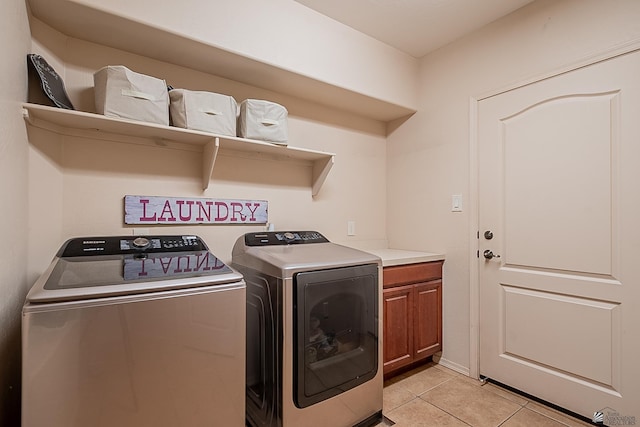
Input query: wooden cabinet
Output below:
<box><xmin>382</xmin><ymin>261</ymin><xmax>443</xmax><ymax>376</ymax></box>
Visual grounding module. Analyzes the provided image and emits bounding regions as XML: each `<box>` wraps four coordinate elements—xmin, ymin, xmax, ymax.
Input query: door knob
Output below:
<box><xmin>483</xmin><ymin>250</ymin><xmax>501</xmax><ymax>260</ymax></box>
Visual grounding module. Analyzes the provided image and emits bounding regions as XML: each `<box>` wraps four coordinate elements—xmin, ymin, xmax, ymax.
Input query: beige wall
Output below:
<box><xmin>387</xmin><ymin>0</ymin><xmax>640</xmax><ymax>372</ymax></box>
<box><xmin>41</xmin><ymin>0</ymin><xmax>418</xmax><ymax>112</ymax></box>
<box><xmin>20</xmin><ymin>6</ymin><xmax>400</xmax><ymax>425</ymax></box>
<box><xmin>0</xmin><ymin>0</ymin><xmax>31</xmax><ymax>424</ymax></box>
<box><xmin>10</xmin><ymin>2</ymin><xmax>640</xmax><ymax>424</ymax></box>
<box><xmin>27</xmin><ymin>18</ymin><xmax>390</xmax><ymax>283</ymax></box>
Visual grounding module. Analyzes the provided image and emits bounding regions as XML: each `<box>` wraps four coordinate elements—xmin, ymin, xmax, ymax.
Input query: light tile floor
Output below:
<box><xmin>382</xmin><ymin>363</ymin><xmax>594</xmax><ymax>427</ymax></box>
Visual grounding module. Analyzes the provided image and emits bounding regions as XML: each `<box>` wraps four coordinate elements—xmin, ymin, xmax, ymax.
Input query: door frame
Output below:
<box><xmin>468</xmin><ymin>38</ymin><xmax>640</xmax><ymax>381</ymax></box>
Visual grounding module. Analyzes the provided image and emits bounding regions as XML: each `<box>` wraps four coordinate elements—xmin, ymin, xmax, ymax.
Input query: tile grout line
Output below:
<box><xmin>413</xmin><ymin>377</ymin><xmax>478</xmax><ymax>426</ymax></box>
<box><xmin>418</xmin><ymin>397</ymin><xmax>475</xmax><ymax>427</ymax></box>
<box><xmin>383</xmin><ymin>395</ymin><xmax>420</xmax><ymax>414</ymax></box>
<box><xmin>497</xmin><ymin>406</ymin><xmax>523</xmax><ymax>426</ymax></box>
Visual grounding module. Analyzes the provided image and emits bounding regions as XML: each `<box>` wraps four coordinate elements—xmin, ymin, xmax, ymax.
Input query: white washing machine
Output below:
<box><xmin>22</xmin><ymin>235</ymin><xmax>246</xmax><ymax>427</ymax></box>
<box><xmin>232</xmin><ymin>231</ymin><xmax>383</xmax><ymax>427</ymax></box>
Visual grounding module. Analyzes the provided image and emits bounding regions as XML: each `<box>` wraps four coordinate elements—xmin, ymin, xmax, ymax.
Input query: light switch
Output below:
<box><xmin>347</xmin><ymin>221</ymin><xmax>356</xmax><ymax>236</ymax></box>
<box><xmin>452</xmin><ymin>195</ymin><xmax>462</xmax><ymax>212</ymax></box>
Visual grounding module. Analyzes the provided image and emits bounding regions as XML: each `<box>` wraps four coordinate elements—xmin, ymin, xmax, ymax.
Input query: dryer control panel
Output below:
<box><xmin>244</xmin><ymin>231</ymin><xmax>329</xmax><ymax>246</ymax></box>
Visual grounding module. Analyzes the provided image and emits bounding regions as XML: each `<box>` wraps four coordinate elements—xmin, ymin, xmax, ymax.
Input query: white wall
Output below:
<box><xmin>387</xmin><ymin>0</ymin><xmax>640</xmax><ymax>373</ymax></box>
<box><xmin>0</xmin><ymin>0</ymin><xmax>31</xmax><ymax>424</ymax></box>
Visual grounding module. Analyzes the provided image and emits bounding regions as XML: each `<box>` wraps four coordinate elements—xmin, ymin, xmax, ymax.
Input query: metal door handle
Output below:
<box><xmin>483</xmin><ymin>250</ymin><xmax>501</xmax><ymax>260</ymax></box>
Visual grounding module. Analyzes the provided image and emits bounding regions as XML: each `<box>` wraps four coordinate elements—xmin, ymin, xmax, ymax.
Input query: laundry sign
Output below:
<box><xmin>124</xmin><ymin>195</ymin><xmax>268</xmax><ymax>224</ymax></box>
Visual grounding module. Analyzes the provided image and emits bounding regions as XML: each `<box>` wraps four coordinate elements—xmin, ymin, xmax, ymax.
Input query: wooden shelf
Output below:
<box><xmin>22</xmin><ymin>103</ymin><xmax>335</xmax><ymax>195</ymax></box>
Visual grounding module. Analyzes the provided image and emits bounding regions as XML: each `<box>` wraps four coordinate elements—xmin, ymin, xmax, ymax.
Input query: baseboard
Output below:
<box><xmin>433</xmin><ymin>354</ymin><xmax>470</xmax><ymax>377</ymax></box>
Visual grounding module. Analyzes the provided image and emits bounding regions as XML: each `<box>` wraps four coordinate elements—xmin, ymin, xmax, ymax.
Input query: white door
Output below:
<box><xmin>478</xmin><ymin>49</ymin><xmax>640</xmax><ymax>420</ymax></box>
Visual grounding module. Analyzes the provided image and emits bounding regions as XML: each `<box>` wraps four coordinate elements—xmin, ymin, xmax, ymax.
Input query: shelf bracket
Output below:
<box><xmin>22</xmin><ymin>105</ymin><xmax>70</xmax><ymax>136</ymax></box>
<box><xmin>22</xmin><ymin>107</ymin><xmax>32</xmax><ymax>124</ymax></box>
<box><xmin>311</xmin><ymin>155</ymin><xmax>334</xmax><ymax>197</ymax></box>
<box><xmin>202</xmin><ymin>137</ymin><xmax>220</xmax><ymax>190</ymax></box>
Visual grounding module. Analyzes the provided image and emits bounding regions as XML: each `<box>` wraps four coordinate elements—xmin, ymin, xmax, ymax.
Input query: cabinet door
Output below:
<box><xmin>414</xmin><ymin>280</ymin><xmax>442</xmax><ymax>360</ymax></box>
<box><xmin>382</xmin><ymin>284</ymin><xmax>414</xmax><ymax>374</ymax></box>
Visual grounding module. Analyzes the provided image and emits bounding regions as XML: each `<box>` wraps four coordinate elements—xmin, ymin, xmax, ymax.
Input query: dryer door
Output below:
<box><xmin>293</xmin><ymin>263</ymin><xmax>378</xmax><ymax>408</ymax></box>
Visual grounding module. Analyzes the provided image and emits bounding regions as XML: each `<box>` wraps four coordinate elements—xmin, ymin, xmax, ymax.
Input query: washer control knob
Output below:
<box><xmin>132</xmin><ymin>237</ymin><xmax>150</xmax><ymax>249</ymax></box>
<box><xmin>283</xmin><ymin>232</ymin><xmax>296</xmax><ymax>241</ymax></box>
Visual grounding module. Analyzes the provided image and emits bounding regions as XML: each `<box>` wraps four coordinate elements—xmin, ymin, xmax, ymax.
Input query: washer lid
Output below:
<box><xmin>26</xmin><ymin>235</ymin><xmax>243</xmax><ymax>303</ymax></box>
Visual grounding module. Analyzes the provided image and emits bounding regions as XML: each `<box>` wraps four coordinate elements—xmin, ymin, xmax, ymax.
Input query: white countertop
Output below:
<box><xmin>363</xmin><ymin>248</ymin><xmax>445</xmax><ymax>267</ymax></box>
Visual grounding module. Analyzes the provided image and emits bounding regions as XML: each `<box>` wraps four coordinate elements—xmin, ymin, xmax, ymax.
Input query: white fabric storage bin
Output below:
<box><xmin>94</xmin><ymin>65</ymin><xmax>169</xmax><ymax>126</ymax></box>
<box><xmin>169</xmin><ymin>89</ymin><xmax>237</xmax><ymax>136</ymax></box>
<box><xmin>238</xmin><ymin>99</ymin><xmax>288</xmax><ymax>145</ymax></box>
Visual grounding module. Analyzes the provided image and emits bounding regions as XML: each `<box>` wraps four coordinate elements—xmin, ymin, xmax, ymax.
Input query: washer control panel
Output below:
<box><xmin>244</xmin><ymin>231</ymin><xmax>329</xmax><ymax>246</ymax></box>
<box><xmin>59</xmin><ymin>235</ymin><xmax>207</xmax><ymax>257</ymax></box>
